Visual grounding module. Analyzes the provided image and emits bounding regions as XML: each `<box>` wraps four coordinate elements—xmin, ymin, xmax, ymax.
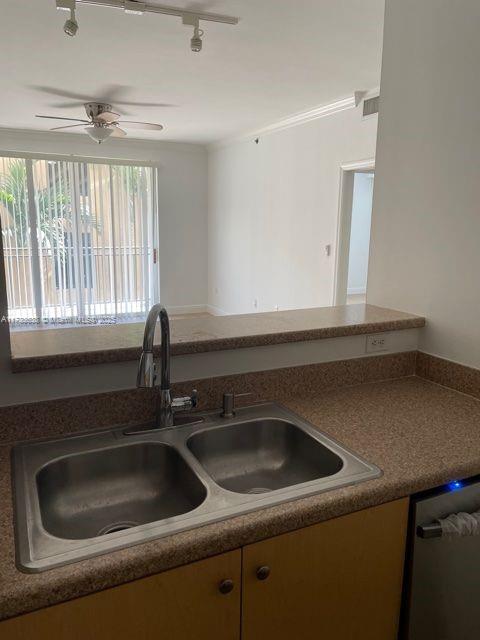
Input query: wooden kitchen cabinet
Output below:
<box><xmin>241</xmin><ymin>498</ymin><xmax>408</xmax><ymax>640</ymax></box>
<box><xmin>0</xmin><ymin>549</ymin><xmax>242</xmax><ymax>640</ymax></box>
<box><xmin>0</xmin><ymin>499</ymin><xmax>408</xmax><ymax>640</ymax></box>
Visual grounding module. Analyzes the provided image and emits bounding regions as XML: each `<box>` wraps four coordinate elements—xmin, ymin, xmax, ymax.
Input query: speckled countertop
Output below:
<box><xmin>1</xmin><ymin>375</ymin><xmax>480</xmax><ymax>621</ymax></box>
<box><xmin>10</xmin><ymin>304</ymin><xmax>424</xmax><ymax>372</ymax></box>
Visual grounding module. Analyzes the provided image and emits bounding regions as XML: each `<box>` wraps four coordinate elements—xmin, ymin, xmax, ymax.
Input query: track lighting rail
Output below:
<box><xmin>66</xmin><ymin>0</ymin><xmax>239</xmax><ymax>25</ymax></box>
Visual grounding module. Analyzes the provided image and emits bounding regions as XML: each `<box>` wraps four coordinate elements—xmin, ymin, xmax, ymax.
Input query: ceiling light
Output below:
<box><xmin>190</xmin><ymin>25</ymin><xmax>204</xmax><ymax>52</ymax></box>
<box><xmin>64</xmin><ymin>8</ymin><xmax>79</xmax><ymax>36</ymax></box>
<box><xmin>55</xmin><ymin>2</ymin><xmax>239</xmax><ymax>49</ymax></box>
<box><xmin>124</xmin><ymin>0</ymin><xmax>146</xmax><ymax>15</ymax></box>
<box><xmin>56</xmin><ymin>0</ymin><xmax>75</xmax><ymax>10</ymax></box>
<box><xmin>84</xmin><ymin>126</ymin><xmax>114</xmax><ymax>144</ymax></box>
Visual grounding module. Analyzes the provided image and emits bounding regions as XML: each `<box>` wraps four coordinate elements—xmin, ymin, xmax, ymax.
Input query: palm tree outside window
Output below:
<box><xmin>0</xmin><ymin>155</ymin><xmax>158</xmax><ymax>329</ymax></box>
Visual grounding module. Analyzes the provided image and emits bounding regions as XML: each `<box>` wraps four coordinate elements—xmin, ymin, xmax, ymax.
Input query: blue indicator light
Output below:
<box><xmin>447</xmin><ymin>480</ymin><xmax>464</xmax><ymax>491</ymax></box>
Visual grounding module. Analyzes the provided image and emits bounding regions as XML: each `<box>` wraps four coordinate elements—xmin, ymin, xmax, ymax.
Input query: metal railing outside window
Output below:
<box><xmin>0</xmin><ymin>155</ymin><xmax>159</xmax><ymax>329</ymax></box>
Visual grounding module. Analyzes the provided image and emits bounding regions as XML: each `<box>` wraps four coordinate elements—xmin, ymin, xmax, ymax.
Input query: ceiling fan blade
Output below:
<box><xmin>36</xmin><ymin>115</ymin><xmax>89</xmax><ymax>123</ymax></box>
<box><xmin>95</xmin><ymin>111</ymin><xmax>120</xmax><ymax>124</ymax></box>
<box><xmin>48</xmin><ymin>101</ymin><xmax>90</xmax><ymax>109</ymax></box>
<box><xmin>31</xmin><ymin>85</ymin><xmax>128</xmax><ymax>109</ymax></box>
<box><xmin>92</xmin><ymin>85</ymin><xmax>173</xmax><ymax>108</ymax></box>
<box><xmin>114</xmin><ymin>101</ymin><xmax>176</xmax><ymax>108</ymax></box>
<box><xmin>49</xmin><ymin>124</ymin><xmax>88</xmax><ymax>131</ymax></box>
<box><xmin>31</xmin><ymin>85</ymin><xmax>176</xmax><ymax>111</ymax></box>
<box><xmin>95</xmin><ymin>84</ymin><xmax>129</xmax><ymax>103</ymax></box>
<box><xmin>118</xmin><ymin>121</ymin><xmax>164</xmax><ymax>131</ymax></box>
<box><xmin>110</xmin><ymin>127</ymin><xmax>127</xmax><ymax>138</ymax></box>
<box><xmin>31</xmin><ymin>86</ymin><xmax>92</xmax><ymax>101</ymax></box>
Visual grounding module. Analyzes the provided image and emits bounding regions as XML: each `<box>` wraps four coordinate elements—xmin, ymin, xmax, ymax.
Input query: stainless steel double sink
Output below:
<box><xmin>12</xmin><ymin>403</ymin><xmax>381</xmax><ymax>572</ymax></box>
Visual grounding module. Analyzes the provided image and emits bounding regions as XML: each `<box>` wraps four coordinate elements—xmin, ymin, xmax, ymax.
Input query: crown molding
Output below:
<box><xmin>209</xmin><ymin>87</ymin><xmax>380</xmax><ymax>151</ymax></box>
<box><xmin>209</xmin><ymin>95</ymin><xmax>356</xmax><ymax>151</ymax></box>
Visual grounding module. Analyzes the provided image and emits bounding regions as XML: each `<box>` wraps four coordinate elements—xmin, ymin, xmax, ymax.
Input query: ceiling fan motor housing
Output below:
<box><xmin>84</xmin><ymin>102</ymin><xmax>113</xmax><ymax>120</ymax></box>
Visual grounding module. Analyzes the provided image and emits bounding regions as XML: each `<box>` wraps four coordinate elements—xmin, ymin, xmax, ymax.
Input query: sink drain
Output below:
<box><xmin>97</xmin><ymin>521</ymin><xmax>139</xmax><ymax>536</ymax></box>
<box><xmin>247</xmin><ymin>487</ymin><xmax>271</xmax><ymax>494</ymax></box>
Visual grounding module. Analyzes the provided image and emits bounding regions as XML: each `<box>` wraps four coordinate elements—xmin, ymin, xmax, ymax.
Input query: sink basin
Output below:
<box><xmin>187</xmin><ymin>419</ymin><xmax>343</xmax><ymax>494</ymax></box>
<box><xmin>37</xmin><ymin>443</ymin><xmax>206</xmax><ymax>540</ymax></box>
<box><xmin>12</xmin><ymin>402</ymin><xmax>381</xmax><ymax>572</ymax></box>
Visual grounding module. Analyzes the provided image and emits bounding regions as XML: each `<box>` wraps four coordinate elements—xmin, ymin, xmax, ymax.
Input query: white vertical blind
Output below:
<box><xmin>0</xmin><ymin>155</ymin><xmax>158</xmax><ymax>328</ymax></box>
<box><xmin>0</xmin><ymin>157</ymin><xmax>36</xmax><ymax>319</ymax></box>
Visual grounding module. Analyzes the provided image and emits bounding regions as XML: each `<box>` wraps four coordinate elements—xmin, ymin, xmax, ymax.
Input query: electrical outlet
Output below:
<box><xmin>366</xmin><ymin>334</ymin><xmax>389</xmax><ymax>353</ymax></box>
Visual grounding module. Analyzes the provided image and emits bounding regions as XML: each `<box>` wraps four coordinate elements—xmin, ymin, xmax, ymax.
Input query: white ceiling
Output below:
<box><xmin>0</xmin><ymin>1</ymin><xmax>384</xmax><ymax>144</ymax></box>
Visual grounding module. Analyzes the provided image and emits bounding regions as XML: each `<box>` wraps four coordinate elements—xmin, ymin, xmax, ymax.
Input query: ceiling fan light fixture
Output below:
<box><xmin>84</xmin><ymin>126</ymin><xmax>114</xmax><ymax>144</ymax></box>
<box><xmin>37</xmin><ymin>101</ymin><xmax>165</xmax><ymax>142</ymax></box>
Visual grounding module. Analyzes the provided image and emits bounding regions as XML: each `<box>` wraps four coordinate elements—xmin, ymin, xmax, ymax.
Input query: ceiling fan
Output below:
<box><xmin>36</xmin><ymin>102</ymin><xmax>164</xmax><ymax>144</ymax></box>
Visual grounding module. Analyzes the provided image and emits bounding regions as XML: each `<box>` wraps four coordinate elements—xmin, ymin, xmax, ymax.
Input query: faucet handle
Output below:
<box><xmin>191</xmin><ymin>389</ymin><xmax>198</xmax><ymax>408</ymax></box>
<box><xmin>171</xmin><ymin>389</ymin><xmax>198</xmax><ymax>413</ymax></box>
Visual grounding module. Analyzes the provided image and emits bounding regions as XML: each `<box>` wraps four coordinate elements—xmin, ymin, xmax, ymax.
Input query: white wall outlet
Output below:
<box><xmin>366</xmin><ymin>334</ymin><xmax>389</xmax><ymax>353</ymax></box>
<box><xmin>253</xmin><ymin>299</ymin><xmax>258</xmax><ymax>309</ymax></box>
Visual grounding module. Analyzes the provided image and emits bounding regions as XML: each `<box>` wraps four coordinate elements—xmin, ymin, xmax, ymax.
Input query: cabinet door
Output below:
<box><xmin>242</xmin><ymin>498</ymin><xmax>408</xmax><ymax>640</ymax></box>
<box><xmin>1</xmin><ymin>550</ymin><xmax>241</xmax><ymax>640</ymax></box>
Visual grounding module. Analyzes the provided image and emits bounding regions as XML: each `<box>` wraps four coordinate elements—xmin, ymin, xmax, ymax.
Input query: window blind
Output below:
<box><xmin>0</xmin><ymin>156</ymin><xmax>158</xmax><ymax>328</ymax></box>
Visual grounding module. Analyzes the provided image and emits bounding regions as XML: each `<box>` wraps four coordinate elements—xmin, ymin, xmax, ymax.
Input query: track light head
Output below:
<box><xmin>190</xmin><ymin>25</ymin><xmax>204</xmax><ymax>52</ymax></box>
<box><xmin>64</xmin><ymin>8</ymin><xmax>79</xmax><ymax>36</ymax></box>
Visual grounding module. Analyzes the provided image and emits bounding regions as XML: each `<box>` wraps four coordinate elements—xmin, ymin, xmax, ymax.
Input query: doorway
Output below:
<box><xmin>334</xmin><ymin>160</ymin><xmax>375</xmax><ymax>306</ymax></box>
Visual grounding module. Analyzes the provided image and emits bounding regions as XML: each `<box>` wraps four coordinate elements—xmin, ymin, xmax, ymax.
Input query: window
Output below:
<box><xmin>0</xmin><ymin>155</ymin><xmax>158</xmax><ymax>329</ymax></box>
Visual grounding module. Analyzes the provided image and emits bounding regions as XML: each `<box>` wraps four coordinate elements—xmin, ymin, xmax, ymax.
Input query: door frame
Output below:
<box><xmin>333</xmin><ymin>158</ymin><xmax>375</xmax><ymax>306</ymax></box>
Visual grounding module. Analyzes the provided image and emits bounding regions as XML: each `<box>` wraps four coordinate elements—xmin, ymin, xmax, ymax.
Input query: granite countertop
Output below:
<box><xmin>1</xmin><ymin>376</ymin><xmax>480</xmax><ymax>621</ymax></box>
<box><xmin>10</xmin><ymin>304</ymin><xmax>424</xmax><ymax>372</ymax></box>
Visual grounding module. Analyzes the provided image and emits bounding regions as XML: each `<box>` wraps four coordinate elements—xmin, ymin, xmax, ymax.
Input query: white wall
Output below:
<box><xmin>347</xmin><ymin>172</ymin><xmax>374</xmax><ymax>295</ymax></box>
<box><xmin>0</xmin><ymin>128</ymin><xmax>208</xmax><ymax>313</ymax></box>
<box><xmin>367</xmin><ymin>0</ymin><xmax>480</xmax><ymax>369</ymax></box>
<box><xmin>208</xmin><ymin>106</ymin><xmax>378</xmax><ymax>315</ymax></box>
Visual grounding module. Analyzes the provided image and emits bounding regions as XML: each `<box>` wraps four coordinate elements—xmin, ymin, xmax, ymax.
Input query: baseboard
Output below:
<box><xmin>167</xmin><ymin>305</ymin><xmax>208</xmax><ymax>315</ymax></box>
<box><xmin>206</xmin><ymin>304</ymin><xmax>230</xmax><ymax>316</ymax></box>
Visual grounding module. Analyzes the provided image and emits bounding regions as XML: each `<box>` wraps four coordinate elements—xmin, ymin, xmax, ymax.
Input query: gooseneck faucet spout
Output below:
<box><xmin>136</xmin><ymin>304</ymin><xmax>197</xmax><ymax>429</ymax></box>
<box><xmin>137</xmin><ymin>304</ymin><xmax>171</xmax><ymax>388</ymax></box>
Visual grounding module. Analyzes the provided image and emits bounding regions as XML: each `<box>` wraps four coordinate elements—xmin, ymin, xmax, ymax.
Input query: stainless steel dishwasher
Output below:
<box><xmin>403</xmin><ymin>476</ymin><xmax>480</xmax><ymax>640</ymax></box>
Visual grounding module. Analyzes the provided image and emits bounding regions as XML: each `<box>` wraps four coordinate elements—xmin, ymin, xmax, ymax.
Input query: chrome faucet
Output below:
<box><xmin>136</xmin><ymin>303</ymin><xmax>197</xmax><ymax>429</ymax></box>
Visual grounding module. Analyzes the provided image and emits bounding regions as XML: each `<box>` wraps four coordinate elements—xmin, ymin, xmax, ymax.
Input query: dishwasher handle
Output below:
<box><xmin>417</xmin><ymin>523</ymin><xmax>443</xmax><ymax>539</ymax></box>
<box><xmin>418</xmin><ymin>511</ymin><xmax>480</xmax><ymax>539</ymax></box>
